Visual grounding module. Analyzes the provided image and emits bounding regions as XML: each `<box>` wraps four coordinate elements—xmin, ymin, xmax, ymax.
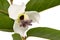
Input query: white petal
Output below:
<box><xmin>8</xmin><ymin>4</ymin><xmax>25</xmax><ymax>20</ymax></box>
<box><xmin>13</xmin><ymin>0</ymin><xmax>30</xmax><ymax>5</ymax></box>
<box><xmin>25</xmin><ymin>11</ymin><xmax>40</xmax><ymax>23</ymax></box>
<box><xmin>13</xmin><ymin>21</ymin><xmax>28</xmax><ymax>37</ymax></box>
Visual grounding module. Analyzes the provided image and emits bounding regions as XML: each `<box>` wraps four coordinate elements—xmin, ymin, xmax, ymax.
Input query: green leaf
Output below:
<box><xmin>27</xmin><ymin>27</ymin><xmax>60</xmax><ymax>40</ymax></box>
<box><xmin>0</xmin><ymin>13</ymin><xmax>14</xmax><ymax>32</ymax></box>
<box><xmin>12</xmin><ymin>33</ymin><xmax>22</xmax><ymax>40</ymax></box>
<box><xmin>0</xmin><ymin>0</ymin><xmax>14</xmax><ymax>32</ymax></box>
<box><xmin>0</xmin><ymin>0</ymin><xmax>9</xmax><ymax>14</ymax></box>
<box><xmin>26</xmin><ymin>0</ymin><xmax>60</xmax><ymax>12</ymax></box>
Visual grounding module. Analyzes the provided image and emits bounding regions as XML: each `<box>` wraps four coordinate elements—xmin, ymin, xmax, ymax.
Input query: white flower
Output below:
<box><xmin>8</xmin><ymin>1</ymin><xmax>40</xmax><ymax>37</ymax></box>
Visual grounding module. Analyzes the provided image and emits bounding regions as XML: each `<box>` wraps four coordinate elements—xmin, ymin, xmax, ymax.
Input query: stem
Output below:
<box><xmin>22</xmin><ymin>37</ymin><xmax>27</xmax><ymax>40</ymax></box>
<box><xmin>10</xmin><ymin>0</ymin><xmax>13</xmax><ymax>4</ymax></box>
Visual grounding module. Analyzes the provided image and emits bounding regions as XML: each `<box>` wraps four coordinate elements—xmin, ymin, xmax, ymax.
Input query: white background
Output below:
<box><xmin>0</xmin><ymin>0</ymin><xmax>60</xmax><ymax>40</ymax></box>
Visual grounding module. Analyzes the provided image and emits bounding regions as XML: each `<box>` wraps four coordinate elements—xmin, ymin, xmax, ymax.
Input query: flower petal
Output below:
<box><xmin>13</xmin><ymin>0</ymin><xmax>30</xmax><ymax>5</ymax></box>
<box><xmin>8</xmin><ymin>4</ymin><xmax>25</xmax><ymax>20</ymax></box>
<box><xmin>25</xmin><ymin>11</ymin><xmax>40</xmax><ymax>23</ymax></box>
<box><xmin>13</xmin><ymin>21</ymin><xmax>28</xmax><ymax>37</ymax></box>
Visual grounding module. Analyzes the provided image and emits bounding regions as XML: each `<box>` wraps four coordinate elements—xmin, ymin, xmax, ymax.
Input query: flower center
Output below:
<box><xmin>20</xmin><ymin>20</ymin><xmax>32</xmax><ymax>27</ymax></box>
<box><xmin>19</xmin><ymin>15</ymin><xmax>32</xmax><ymax>27</ymax></box>
<box><xmin>20</xmin><ymin>15</ymin><xmax>24</xmax><ymax>20</ymax></box>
